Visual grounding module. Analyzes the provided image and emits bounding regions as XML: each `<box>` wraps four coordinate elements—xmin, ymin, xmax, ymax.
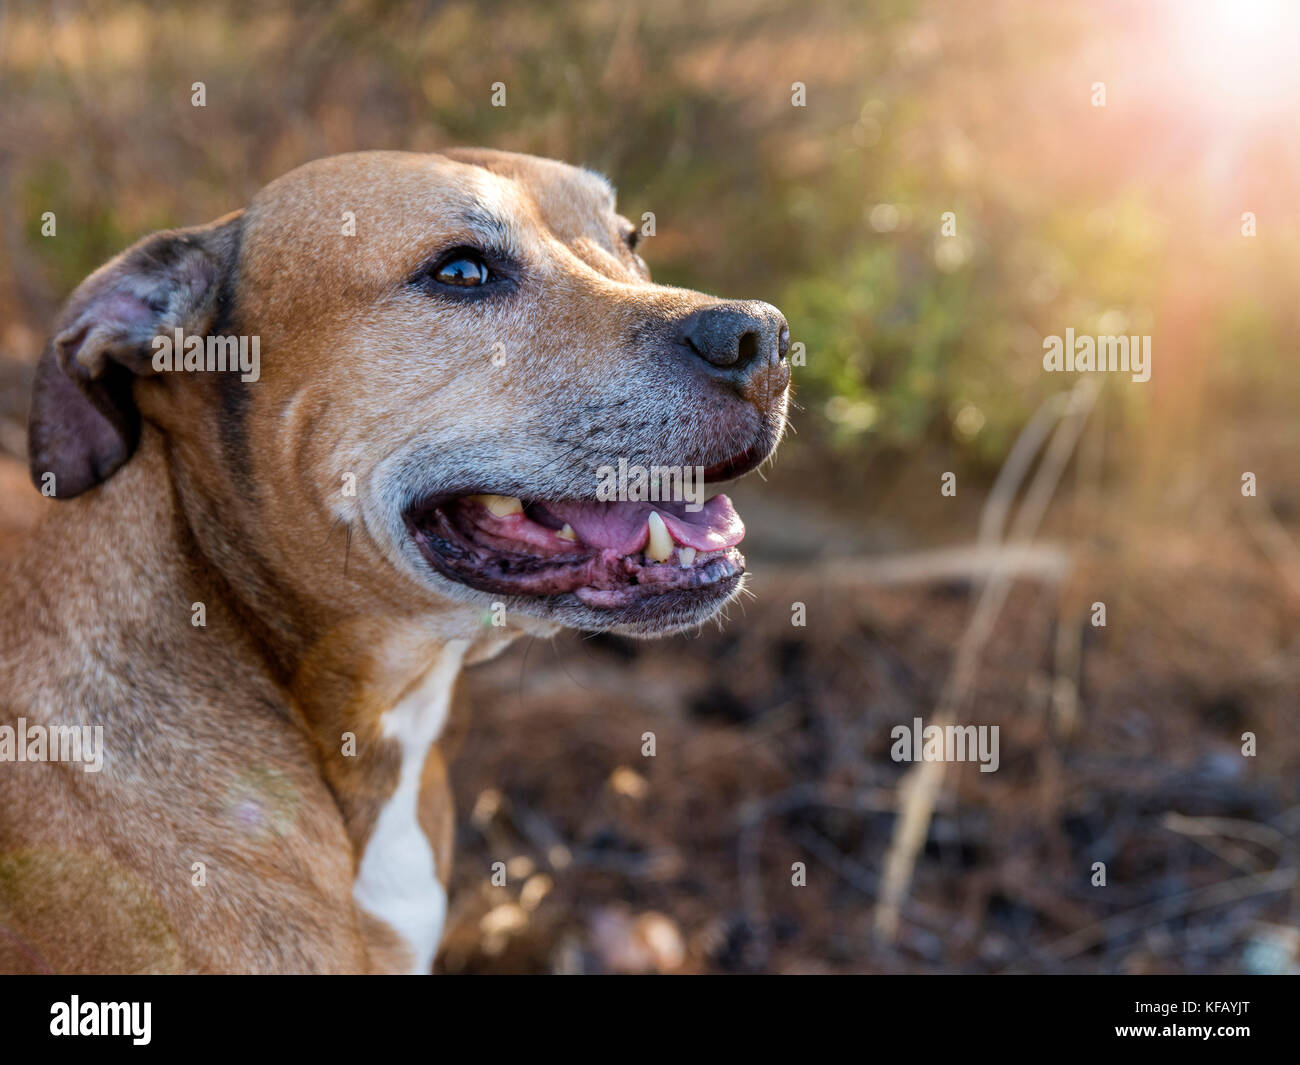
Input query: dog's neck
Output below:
<box><xmin>33</xmin><ymin>428</ymin><xmax>520</xmax><ymax>851</ymax></box>
<box><xmin>22</xmin><ymin>423</ymin><xmax>549</xmax><ymax>970</ymax></box>
<box><xmin>26</xmin><ymin>428</ymin><xmax>530</xmax><ymax>971</ymax></box>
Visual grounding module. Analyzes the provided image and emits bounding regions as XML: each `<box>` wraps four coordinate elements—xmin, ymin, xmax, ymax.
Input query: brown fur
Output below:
<box><xmin>0</xmin><ymin>149</ymin><xmax>788</xmax><ymax>973</ymax></box>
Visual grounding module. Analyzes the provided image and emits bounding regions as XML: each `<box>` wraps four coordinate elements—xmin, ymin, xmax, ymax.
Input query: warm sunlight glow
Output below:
<box><xmin>1166</xmin><ymin>0</ymin><xmax>1300</xmax><ymax>115</ymax></box>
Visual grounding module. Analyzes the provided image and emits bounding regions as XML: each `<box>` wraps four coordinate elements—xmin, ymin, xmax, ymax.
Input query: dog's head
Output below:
<box><xmin>28</xmin><ymin>150</ymin><xmax>790</xmax><ymax>638</ymax></box>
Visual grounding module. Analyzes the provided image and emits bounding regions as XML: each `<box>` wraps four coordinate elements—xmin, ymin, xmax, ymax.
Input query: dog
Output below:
<box><xmin>0</xmin><ymin>149</ymin><xmax>789</xmax><ymax>974</ymax></box>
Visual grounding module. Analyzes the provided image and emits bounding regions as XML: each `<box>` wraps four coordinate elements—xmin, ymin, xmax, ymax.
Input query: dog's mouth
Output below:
<box><xmin>404</xmin><ymin>491</ymin><xmax>746</xmax><ymax>610</ymax></box>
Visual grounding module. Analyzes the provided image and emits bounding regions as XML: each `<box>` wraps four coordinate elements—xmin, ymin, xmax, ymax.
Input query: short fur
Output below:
<box><xmin>0</xmin><ymin>150</ymin><xmax>788</xmax><ymax>973</ymax></box>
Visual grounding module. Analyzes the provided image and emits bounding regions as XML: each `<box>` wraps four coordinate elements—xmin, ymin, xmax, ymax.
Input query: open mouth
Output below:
<box><xmin>404</xmin><ymin>491</ymin><xmax>746</xmax><ymax>610</ymax></box>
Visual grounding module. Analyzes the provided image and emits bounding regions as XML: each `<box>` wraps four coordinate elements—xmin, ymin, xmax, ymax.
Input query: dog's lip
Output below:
<box><xmin>403</xmin><ymin>493</ymin><xmax>746</xmax><ymax>608</ymax></box>
<box><xmin>700</xmin><ymin>439</ymin><xmax>771</xmax><ymax>482</ymax></box>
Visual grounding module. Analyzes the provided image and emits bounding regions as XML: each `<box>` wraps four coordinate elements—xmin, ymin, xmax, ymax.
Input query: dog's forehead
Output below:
<box><xmin>443</xmin><ymin>147</ymin><xmax>618</xmax><ymax>232</ymax></box>
<box><xmin>242</xmin><ymin>150</ymin><xmax>620</xmax><ymax>277</ymax></box>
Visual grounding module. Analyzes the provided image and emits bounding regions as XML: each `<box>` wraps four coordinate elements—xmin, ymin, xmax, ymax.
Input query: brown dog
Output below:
<box><xmin>0</xmin><ymin>149</ymin><xmax>789</xmax><ymax>974</ymax></box>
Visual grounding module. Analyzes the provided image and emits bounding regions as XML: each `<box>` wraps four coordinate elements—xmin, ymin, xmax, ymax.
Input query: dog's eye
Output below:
<box><xmin>623</xmin><ymin>228</ymin><xmax>641</xmax><ymax>252</ymax></box>
<box><xmin>434</xmin><ymin>255</ymin><xmax>490</xmax><ymax>287</ymax></box>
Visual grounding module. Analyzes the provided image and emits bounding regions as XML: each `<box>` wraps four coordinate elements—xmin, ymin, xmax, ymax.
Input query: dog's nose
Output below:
<box><xmin>678</xmin><ymin>301</ymin><xmax>789</xmax><ymax>372</ymax></box>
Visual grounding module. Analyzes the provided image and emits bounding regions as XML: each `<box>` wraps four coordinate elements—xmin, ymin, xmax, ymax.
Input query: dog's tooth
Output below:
<box><xmin>469</xmin><ymin>494</ymin><xmax>523</xmax><ymax>518</ymax></box>
<box><xmin>678</xmin><ymin>546</ymin><xmax>697</xmax><ymax>568</ymax></box>
<box><xmin>645</xmin><ymin>512</ymin><xmax>673</xmax><ymax>562</ymax></box>
<box><xmin>557</xmin><ymin>523</ymin><xmax>577</xmax><ymax>542</ymax></box>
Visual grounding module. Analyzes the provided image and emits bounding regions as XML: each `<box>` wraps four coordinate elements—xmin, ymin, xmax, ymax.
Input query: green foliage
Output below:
<box><xmin>2</xmin><ymin>0</ymin><xmax>1293</xmax><ymax>480</ymax></box>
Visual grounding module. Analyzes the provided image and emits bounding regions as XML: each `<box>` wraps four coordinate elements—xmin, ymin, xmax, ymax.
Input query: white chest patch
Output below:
<box><xmin>352</xmin><ymin>639</ymin><xmax>468</xmax><ymax>974</ymax></box>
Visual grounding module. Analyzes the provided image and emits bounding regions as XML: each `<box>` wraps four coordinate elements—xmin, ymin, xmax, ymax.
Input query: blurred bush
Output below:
<box><xmin>2</xmin><ymin>0</ymin><xmax>1298</xmax><ymax>489</ymax></box>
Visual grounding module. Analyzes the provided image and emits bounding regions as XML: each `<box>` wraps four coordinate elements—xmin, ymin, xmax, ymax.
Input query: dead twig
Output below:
<box><xmin>1037</xmin><ymin>865</ymin><xmax>1295</xmax><ymax>965</ymax></box>
<box><xmin>875</xmin><ymin>378</ymin><xmax>1100</xmax><ymax>942</ymax></box>
<box><xmin>766</xmin><ymin>543</ymin><xmax>1073</xmax><ymax>587</ymax></box>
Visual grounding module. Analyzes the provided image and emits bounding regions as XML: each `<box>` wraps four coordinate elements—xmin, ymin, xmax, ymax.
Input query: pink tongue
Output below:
<box><xmin>544</xmin><ymin>495</ymin><xmax>744</xmax><ymax>554</ymax></box>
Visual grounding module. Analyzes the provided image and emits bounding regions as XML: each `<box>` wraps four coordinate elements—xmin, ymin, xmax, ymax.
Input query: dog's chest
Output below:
<box><xmin>351</xmin><ymin>639</ymin><xmax>467</xmax><ymax>974</ymax></box>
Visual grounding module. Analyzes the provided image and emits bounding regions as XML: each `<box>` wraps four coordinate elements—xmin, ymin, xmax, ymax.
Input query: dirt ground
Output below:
<box><xmin>433</xmin><ymin>466</ymin><xmax>1300</xmax><ymax>974</ymax></box>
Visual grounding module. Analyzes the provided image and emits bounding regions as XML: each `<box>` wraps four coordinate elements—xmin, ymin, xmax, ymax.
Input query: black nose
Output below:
<box><xmin>678</xmin><ymin>301</ymin><xmax>789</xmax><ymax>371</ymax></box>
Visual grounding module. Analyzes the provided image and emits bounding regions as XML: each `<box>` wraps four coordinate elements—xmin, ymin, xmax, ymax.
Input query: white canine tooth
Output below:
<box><xmin>557</xmin><ymin>523</ymin><xmax>577</xmax><ymax>542</ymax></box>
<box><xmin>678</xmin><ymin>546</ymin><xmax>697</xmax><ymax>568</ymax></box>
<box><xmin>645</xmin><ymin>511</ymin><xmax>673</xmax><ymax>562</ymax></box>
<box><xmin>469</xmin><ymin>493</ymin><xmax>523</xmax><ymax>518</ymax></box>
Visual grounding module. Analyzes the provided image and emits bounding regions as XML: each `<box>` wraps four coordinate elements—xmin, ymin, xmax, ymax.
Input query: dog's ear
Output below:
<box><xmin>28</xmin><ymin>211</ymin><xmax>243</xmax><ymax>499</ymax></box>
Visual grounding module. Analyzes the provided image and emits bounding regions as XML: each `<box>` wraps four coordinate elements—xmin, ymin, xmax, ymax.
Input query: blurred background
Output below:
<box><xmin>3</xmin><ymin>0</ymin><xmax>1300</xmax><ymax>973</ymax></box>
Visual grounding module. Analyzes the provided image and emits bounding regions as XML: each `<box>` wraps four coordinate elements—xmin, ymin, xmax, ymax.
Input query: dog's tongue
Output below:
<box><xmin>544</xmin><ymin>495</ymin><xmax>744</xmax><ymax>554</ymax></box>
